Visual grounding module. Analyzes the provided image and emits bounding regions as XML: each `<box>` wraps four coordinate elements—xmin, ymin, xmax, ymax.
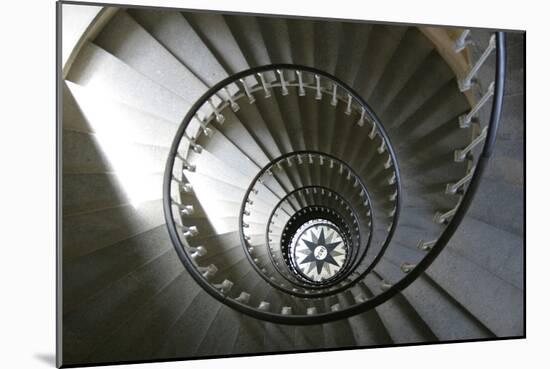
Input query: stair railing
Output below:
<box><xmin>163</xmin><ymin>28</ymin><xmax>504</xmax><ymax>324</ymax></box>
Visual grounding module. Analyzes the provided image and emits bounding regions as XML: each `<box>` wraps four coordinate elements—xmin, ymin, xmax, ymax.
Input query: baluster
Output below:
<box><xmin>434</xmin><ymin>205</ymin><xmax>458</xmax><ymax>224</ymax></box>
<box><xmin>172</xmin><ymin>200</ymin><xmax>194</xmax><ymax>216</ymax></box>
<box><xmin>330</xmin><ymin>303</ymin><xmax>341</xmax><ymax>312</ymax></box>
<box><xmin>454</xmin><ymin>126</ymin><xmax>488</xmax><ymax>162</ymax></box>
<box><xmin>377</xmin><ymin>140</ymin><xmax>386</xmax><ymax>153</ymax></box>
<box><xmin>197</xmin><ymin>264</ymin><xmax>217</xmax><ymax>279</ymax></box>
<box><xmin>296</xmin><ymin>70</ymin><xmax>306</xmax><ymax>96</ymax></box>
<box><xmin>400</xmin><ymin>262</ymin><xmax>416</xmax><ymax>273</ymax></box>
<box><xmin>176</xmin><ymin>153</ymin><xmax>196</xmax><ymax>172</ymax></box>
<box><xmin>384</xmin><ymin>154</ymin><xmax>392</xmax><ymax>169</ymax></box>
<box><xmin>380</xmin><ymin>281</ymin><xmax>392</xmax><ymax>292</ymax></box>
<box><xmin>223</xmin><ymin>87</ymin><xmax>240</xmax><ymax>112</ymax></box>
<box><xmin>276</xmin><ymin>69</ymin><xmax>289</xmax><ymax>96</ymax></box>
<box><xmin>389</xmin><ymin>190</ymin><xmax>398</xmax><ymax>201</ymax></box>
<box><xmin>454</xmin><ymin>29</ymin><xmax>472</xmax><ymax>53</ymax></box>
<box><xmin>257</xmin><ymin>72</ymin><xmax>272</xmax><ymax>98</ymax></box>
<box><xmin>178</xmin><ymin>225</ymin><xmax>199</xmax><ymax>237</ymax></box>
<box><xmin>184</xmin><ymin>135</ymin><xmax>203</xmax><ymax>153</ymax></box>
<box><xmin>357</xmin><ymin>107</ymin><xmax>366</xmax><ymax>127</ymax></box>
<box><xmin>213</xmin><ymin>279</ymin><xmax>233</xmax><ymax>294</ymax></box>
<box><xmin>315</xmin><ymin>74</ymin><xmax>322</xmax><ymax>100</ymax></box>
<box><xmin>446</xmin><ymin>166</ymin><xmax>476</xmax><ymax>194</ymax></box>
<box><xmin>418</xmin><ymin>239</ymin><xmax>436</xmax><ymax>251</ymax></box>
<box><xmin>172</xmin><ymin>176</ymin><xmax>193</xmax><ymax>193</ymax></box>
<box><xmin>258</xmin><ymin>301</ymin><xmax>271</xmax><ymax>311</ymax></box>
<box><xmin>331</xmin><ymin>84</ymin><xmax>338</xmax><ymax>106</ymax></box>
<box><xmin>458</xmin><ymin>34</ymin><xmax>496</xmax><ymax>92</ymax></box>
<box><xmin>368</xmin><ymin>122</ymin><xmax>377</xmax><ymax>139</ymax></box>
<box><xmin>306</xmin><ymin>307</ymin><xmax>318</xmax><ymax>315</ymax></box>
<box><xmin>235</xmin><ymin>292</ymin><xmax>250</xmax><ymax>304</ymax></box>
<box><xmin>281</xmin><ymin>306</ymin><xmax>293</xmax><ymax>315</ymax></box>
<box><xmin>194</xmin><ymin>113</ymin><xmax>212</xmax><ymax>136</ymax></box>
<box><xmin>189</xmin><ymin>245</ymin><xmax>206</xmax><ymax>259</ymax></box>
<box><xmin>240</xmin><ymin>78</ymin><xmax>256</xmax><ymax>104</ymax></box>
<box><xmin>345</xmin><ymin>94</ymin><xmax>352</xmax><ymax>115</ymax></box>
<box><xmin>459</xmin><ymin>82</ymin><xmax>495</xmax><ymax>128</ymax></box>
<box><xmin>208</xmin><ymin>98</ymin><xmax>225</xmax><ymax>124</ymax></box>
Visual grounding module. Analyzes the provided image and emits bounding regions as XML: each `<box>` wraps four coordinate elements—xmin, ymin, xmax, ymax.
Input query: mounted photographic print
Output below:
<box><xmin>57</xmin><ymin>1</ymin><xmax>525</xmax><ymax>367</ymax></box>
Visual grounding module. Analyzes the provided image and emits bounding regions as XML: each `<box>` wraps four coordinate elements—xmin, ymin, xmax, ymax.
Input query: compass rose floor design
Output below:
<box><xmin>290</xmin><ymin>220</ymin><xmax>348</xmax><ymax>282</ymax></box>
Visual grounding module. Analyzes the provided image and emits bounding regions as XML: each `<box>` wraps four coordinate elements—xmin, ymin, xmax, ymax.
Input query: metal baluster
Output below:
<box><xmin>454</xmin><ymin>29</ymin><xmax>472</xmax><ymax>53</ymax></box>
<box><xmin>384</xmin><ymin>154</ymin><xmax>392</xmax><ymax>169</ymax></box>
<box><xmin>315</xmin><ymin>74</ymin><xmax>322</xmax><ymax>100</ymax></box>
<box><xmin>223</xmin><ymin>87</ymin><xmax>240</xmax><ymax>112</ymax></box>
<box><xmin>172</xmin><ymin>176</ymin><xmax>193</xmax><ymax>193</ymax></box>
<box><xmin>257</xmin><ymin>72</ymin><xmax>272</xmax><ymax>98</ymax></box>
<box><xmin>357</xmin><ymin>107</ymin><xmax>366</xmax><ymax>127</ymax></box>
<box><xmin>194</xmin><ymin>113</ymin><xmax>212</xmax><ymax>136</ymax></box>
<box><xmin>446</xmin><ymin>166</ymin><xmax>476</xmax><ymax>194</ymax></box>
<box><xmin>454</xmin><ymin>126</ymin><xmax>488</xmax><ymax>162</ymax></box>
<box><xmin>176</xmin><ymin>153</ymin><xmax>196</xmax><ymax>172</ymax></box>
<box><xmin>197</xmin><ymin>264</ymin><xmax>217</xmax><ymax>279</ymax></box>
<box><xmin>459</xmin><ymin>82</ymin><xmax>495</xmax><ymax>128</ymax></box>
<box><xmin>434</xmin><ymin>205</ymin><xmax>459</xmax><ymax>224</ymax></box>
<box><xmin>235</xmin><ymin>292</ymin><xmax>250</xmax><ymax>304</ymax></box>
<box><xmin>208</xmin><ymin>98</ymin><xmax>225</xmax><ymax>124</ymax></box>
<box><xmin>331</xmin><ymin>84</ymin><xmax>338</xmax><ymax>106</ymax></box>
<box><xmin>400</xmin><ymin>263</ymin><xmax>416</xmax><ymax>273</ymax></box>
<box><xmin>178</xmin><ymin>224</ymin><xmax>199</xmax><ymax>237</ymax></box>
<box><xmin>213</xmin><ymin>279</ymin><xmax>233</xmax><ymax>293</ymax></box>
<box><xmin>296</xmin><ymin>70</ymin><xmax>306</xmax><ymax>96</ymax></box>
<box><xmin>189</xmin><ymin>245</ymin><xmax>206</xmax><ymax>259</ymax></box>
<box><xmin>276</xmin><ymin>69</ymin><xmax>289</xmax><ymax>96</ymax></box>
<box><xmin>172</xmin><ymin>200</ymin><xmax>194</xmax><ymax>215</ymax></box>
<box><xmin>240</xmin><ymin>78</ymin><xmax>256</xmax><ymax>104</ymax></box>
<box><xmin>258</xmin><ymin>301</ymin><xmax>271</xmax><ymax>311</ymax></box>
<box><xmin>458</xmin><ymin>34</ymin><xmax>496</xmax><ymax>92</ymax></box>
<box><xmin>345</xmin><ymin>94</ymin><xmax>352</xmax><ymax>115</ymax></box>
<box><xmin>418</xmin><ymin>239</ymin><xmax>436</xmax><ymax>251</ymax></box>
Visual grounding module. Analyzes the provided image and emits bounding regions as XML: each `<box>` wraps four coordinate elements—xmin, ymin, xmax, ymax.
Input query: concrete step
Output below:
<box><xmin>63</xmin><ymin>247</ymin><xmax>185</xmax><ymax>363</ymax></box>
<box><xmin>224</xmin><ymin>15</ymin><xmax>271</xmax><ymax>67</ymax></box>
<box><xmin>426</xmin><ymin>244</ymin><xmax>524</xmax><ymax>336</ymax></box>
<box><xmin>63</xmin><ymin>198</ymin><xmax>165</xmax><ymax>260</ymax></box>
<box><xmin>63</xmin><ymin>225</ymin><xmax>171</xmax><ymax>313</ymax></box>
<box><xmin>63</xmin><ymin>82</ymin><xmax>178</xmax><ymax>148</ymax></box>
<box><xmin>63</xmin><ymin>172</ymin><xmax>163</xmax><ymax>215</ymax></box>
<box><xmin>95</xmin><ymin>10</ymin><xmax>208</xmax><ymax>105</ymax></box>
<box><xmin>467</xmin><ymin>176</ymin><xmax>524</xmax><ymax>235</ymax></box>
<box><xmin>87</xmin><ymin>272</ymin><xmax>201</xmax><ymax>363</ymax></box>
<box><xmin>368</xmin><ymin>28</ymin><xmax>434</xmax><ymax>108</ymax></box>
<box><xmin>62</xmin><ymin>129</ymin><xmax>168</xmax><ymax>174</ymax></box>
<box><xmin>447</xmin><ymin>215</ymin><xmax>524</xmax><ymax>290</ymax></box>
<box><xmin>354</xmin><ymin>25</ymin><xmax>408</xmax><ymax>98</ymax></box>
<box><xmin>376</xmin><ymin>258</ymin><xmax>494</xmax><ymax>341</ymax></box>
<box><xmin>67</xmin><ymin>42</ymin><xmax>188</xmax><ymax>124</ymax></box>
<box><xmin>129</xmin><ymin>8</ymin><xmax>229</xmax><ymax>87</ymax></box>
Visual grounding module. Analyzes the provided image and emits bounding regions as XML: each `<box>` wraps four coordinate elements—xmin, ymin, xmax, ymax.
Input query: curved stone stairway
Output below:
<box><xmin>61</xmin><ymin>8</ymin><xmax>524</xmax><ymax>366</ymax></box>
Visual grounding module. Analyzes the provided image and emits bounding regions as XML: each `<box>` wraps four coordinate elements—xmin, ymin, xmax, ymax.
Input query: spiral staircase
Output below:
<box><xmin>59</xmin><ymin>5</ymin><xmax>525</xmax><ymax>367</ymax></box>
